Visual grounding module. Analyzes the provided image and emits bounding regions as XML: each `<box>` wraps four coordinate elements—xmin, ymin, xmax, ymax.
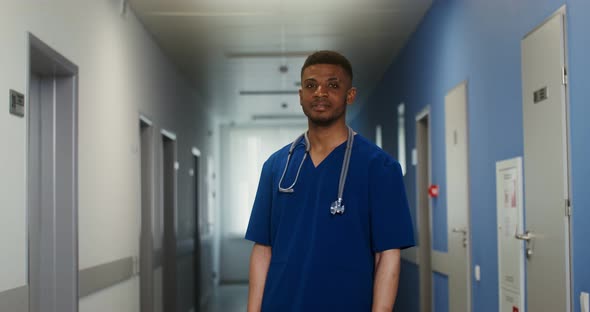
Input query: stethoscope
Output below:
<box><xmin>278</xmin><ymin>126</ymin><xmax>354</xmax><ymax>215</ymax></box>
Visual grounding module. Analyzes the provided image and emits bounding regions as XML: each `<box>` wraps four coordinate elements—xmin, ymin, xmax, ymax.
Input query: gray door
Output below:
<box><xmin>193</xmin><ymin>153</ymin><xmax>202</xmax><ymax>311</ymax></box>
<box><xmin>27</xmin><ymin>34</ymin><xmax>79</xmax><ymax>312</ymax></box>
<box><xmin>521</xmin><ymin>9</ymin><xmax>571</xmax><ymax>312</ymax></box>
<box><xmin>416</xmin><ymin>110</ymin><xmax>432</xmax><ymax>312</ymax></box>
<box><xmin>430</xmin><ymin>81</ymin><xmax>471</xmax><ymax>312</ymax></box>
<box><xmin>140</xmin><ymin>117</ymin><xmax>154</xmax><ymax>312</ymax></box>
<box><xmin>162</xmin><ymin>133</ymin><xmax>177</xmax><ymax>312</ymax></box>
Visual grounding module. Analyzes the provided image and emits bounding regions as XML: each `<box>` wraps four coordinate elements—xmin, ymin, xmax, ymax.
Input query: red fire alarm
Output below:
<box><xmin>513</xmin><ymin>306</ymin><xmax>519</xmax><ymax>312</ymax></box>
<box><xmin>428</xmin><ymin>184</ymin><xmax>439</xmax><ymax>198</ymax></box>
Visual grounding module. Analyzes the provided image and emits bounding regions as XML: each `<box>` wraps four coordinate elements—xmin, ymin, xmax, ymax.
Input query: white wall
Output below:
<box><xmin>78</xmin><ymin>278</ymin><xmax>140</xmax><ymax>312</ymax></box>
<box><xmin>0</xmin><ymin>0</ymin><xmax>214</xmax><ymax>310</ymax></box>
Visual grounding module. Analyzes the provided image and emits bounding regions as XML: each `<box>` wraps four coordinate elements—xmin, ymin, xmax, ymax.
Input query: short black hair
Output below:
<box><xmin>301</xmin><ymin>50</ymin><xmax>353</xmax><ymax>81</ymax></box>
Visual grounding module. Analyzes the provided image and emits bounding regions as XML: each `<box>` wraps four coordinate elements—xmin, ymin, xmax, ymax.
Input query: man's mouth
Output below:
<box><xmin>312</xmin><ymin>102</ymin><xmax>330</xmax><ymax>111</ymax></box>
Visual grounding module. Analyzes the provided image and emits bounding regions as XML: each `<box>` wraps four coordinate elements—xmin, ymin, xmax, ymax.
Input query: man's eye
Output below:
<box><xmin>329</xmin><ymin>83</ymin><xmax>339</xmax><ymax>88</ymax></box>
<box><xmin>305</xmin><ymin>83</ymin><xmax>316</xmax><ymax>88</ymax></box>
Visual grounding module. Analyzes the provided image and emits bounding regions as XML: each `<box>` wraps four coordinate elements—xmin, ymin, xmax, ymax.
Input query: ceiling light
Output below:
<box><xmin>145</xmin><ymin>11</ymin><xmax>274</xmax><ymax>17</ymax></box>
<box><xmin>240</xmin><ymin>90</ymin><xmax>299</xmax><ymax>95</ymax></box>
<box><xmin>226</xmin><ymin>51</ymin><xmax>314</xmax><ymax>58</ymax></box>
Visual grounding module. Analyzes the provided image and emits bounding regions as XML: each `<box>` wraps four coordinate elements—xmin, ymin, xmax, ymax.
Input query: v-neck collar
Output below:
<box><xmin>308</xmin><ymin>135</ymin><xmax>354</xmax><ymax>169</ymax></box>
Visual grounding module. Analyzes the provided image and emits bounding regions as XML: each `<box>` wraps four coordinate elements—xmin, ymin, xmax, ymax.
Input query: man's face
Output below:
<box><xmin>299</xmin><ymin>64</ymin><xmax>356</xmax><ymax>127</ymax></box>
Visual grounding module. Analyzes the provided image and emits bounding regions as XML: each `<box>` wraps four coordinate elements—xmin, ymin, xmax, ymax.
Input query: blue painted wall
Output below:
<box><xmin>433</xmin><ymin>272</ymin><xmax>449</xmax><ymax>312</ymax></box>
<box><xmin>566</xmin><ymin>1</ymin><xmax>590</xmax><ymax>310</ymax></box>
<box><xmin>351</xmin><ymin>0</ymin><xmax>590</xmax><ymax>311</ymax></box>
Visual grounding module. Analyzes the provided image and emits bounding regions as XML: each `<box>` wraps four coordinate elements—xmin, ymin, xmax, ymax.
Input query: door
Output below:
<box><xmin>161</xmin><ymin>132</ymin><xmax>178</xmax><ymax>312</ymax></box>
<box><xmin>431</xmin><ymin>81</ymin><xmax>471</xmax><ymax>312</ymax></box>
<box><xmin>139</xmin><ymin>117</ymin><xmax>154</xmax><ymax>312</ymax></box>
<box><xmin>521</xmin><ymin>9</ymin><xmax>571</xmax><ymax>312</ymax></box>
<box><xmin>192</xmin><ymin>150</ymin><xmax>202</xmax><ymax>311</ymax></box>
<box><xmin>416</xmin><ymin>110</ymin><xmax>432</xmax><ymax>312</ymax></box>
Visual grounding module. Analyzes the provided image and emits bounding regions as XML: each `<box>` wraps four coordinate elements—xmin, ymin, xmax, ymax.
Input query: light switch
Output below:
<box><xmin>581</xmin><ymin>292</ymin><xmax>589</xmax><ymax>312</ymax></box>
<box><xmin>411</xmin><ymin>148</ymin><xmax>417</xmax><ymax>166</ymax></box>
<box><xmin>474</xmin><ymin>265</ymin><xmax>481</xmax><ymax>281</ymax></box>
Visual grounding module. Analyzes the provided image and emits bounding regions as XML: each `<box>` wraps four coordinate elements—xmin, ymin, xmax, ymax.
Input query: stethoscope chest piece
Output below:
<box><xmin>330</xmin><ymin>198</ymin><xmax>345</xmax><ymax>215</ymax></box>
<box><xmin>279</xmin><ymin>126</ymin><xmax>354</xmax><ymax>216</ymax></box>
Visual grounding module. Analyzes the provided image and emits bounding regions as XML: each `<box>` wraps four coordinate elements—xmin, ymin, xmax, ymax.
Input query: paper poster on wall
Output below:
<box><xmin>503</xmin><ymin>171</ymin><xmax>517</xmax><ymax>209</ymax></box>
<box><xmin>501</xmin><ymin>169</ymin><xmax>519</xmax><ymax>237</ymax></box>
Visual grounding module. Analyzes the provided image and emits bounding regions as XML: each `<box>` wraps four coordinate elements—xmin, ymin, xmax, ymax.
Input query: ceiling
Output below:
<box><xmin>129</xmin><ymin>0</ymin><xmax>432</xmax><ymax>124</ymax></box>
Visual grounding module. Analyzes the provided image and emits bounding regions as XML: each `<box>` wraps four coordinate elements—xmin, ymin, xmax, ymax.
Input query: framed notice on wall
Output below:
<box><xmin>496</xmin><ymin>157</ymin><xmax>525</xmax><ymax>312</ymax></box>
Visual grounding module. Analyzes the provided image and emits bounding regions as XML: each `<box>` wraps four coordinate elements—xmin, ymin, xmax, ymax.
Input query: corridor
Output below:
<box><xmin>1</xmin><ymin>1</ymin><xmax>590</xmax><ymax>312</ymax></box>
<box><xmin>203</xmin><ymin>285</ymin><xmax>248</xmax><ymax>312</ymax></box>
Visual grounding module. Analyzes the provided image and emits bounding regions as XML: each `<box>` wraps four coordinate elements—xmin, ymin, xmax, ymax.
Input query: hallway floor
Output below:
<box><xmin>204</xmin><ymin>284</ymin><xmax>248</xmax><ymax>312</ymax></box>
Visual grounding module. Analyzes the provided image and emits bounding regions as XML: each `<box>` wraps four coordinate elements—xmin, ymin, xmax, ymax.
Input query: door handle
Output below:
<box><xmin>451</xmin><ymin>227</ymin><xmax>468</xmax><ymax>248</ymax></box>
<box><xmin>515</xmin><ymin>230</ymin><xmax>535</xmax><ymax>259</ymax></box>
<box><xmin>514</xmin><ymin>230</ymin><xmax>535</xmax><ymax>241</ymax></box>
<box><xmin>452</xmin><ymin>227</ymin><xmax>467</xmax><ymax>234</ymax></box>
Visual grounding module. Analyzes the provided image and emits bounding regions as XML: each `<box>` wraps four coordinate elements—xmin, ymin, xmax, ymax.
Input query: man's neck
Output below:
<box><xmin>307</xmin><ymin>122</ymin><xmax>349</xmax><ymax>152</ymax></box>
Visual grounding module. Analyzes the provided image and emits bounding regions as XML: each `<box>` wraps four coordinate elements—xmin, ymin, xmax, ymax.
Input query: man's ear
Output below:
<box><xmin>346</xmin><ymin>87</ymin><xmax>357</xmax><ymax>105</ymax></box>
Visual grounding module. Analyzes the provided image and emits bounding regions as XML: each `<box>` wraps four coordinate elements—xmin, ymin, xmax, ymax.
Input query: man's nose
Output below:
<box><xmin>314</xmin><ymin>84</ymin><xmax>328</xmax><ymax>97</ymax></box>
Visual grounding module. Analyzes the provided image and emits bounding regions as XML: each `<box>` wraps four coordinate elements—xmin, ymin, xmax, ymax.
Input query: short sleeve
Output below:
<box><xmin>369</xmin><ymin>157</ymin><xmax>415</xmax><ymax>253</ymax></box>
<box><xmin>245</xmin><ymin>159</ymin><xmax>274</xmax><ymax>246</ymax></box>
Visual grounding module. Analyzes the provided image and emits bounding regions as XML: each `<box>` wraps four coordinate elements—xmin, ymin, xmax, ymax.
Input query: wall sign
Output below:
<box><xmin>9</xmin><ymin>89</ymin><xmax>24</xmax><ymax>117</ymax></box>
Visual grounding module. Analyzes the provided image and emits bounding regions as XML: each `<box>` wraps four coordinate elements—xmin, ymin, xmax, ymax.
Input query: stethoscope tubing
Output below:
<box><xmin>277</xmin><ymin>152</ymin><xmax>307</xmax><ymax>193</ymax></box>
<box><xmin>278</xmin><ymin>126</ymin><xmax>354</xmax><ymax>204</ymax></box>
<box><xmin>337</xmin><ymin>128</ymin><xmax>354</xmax><ymax>201</ymax></box>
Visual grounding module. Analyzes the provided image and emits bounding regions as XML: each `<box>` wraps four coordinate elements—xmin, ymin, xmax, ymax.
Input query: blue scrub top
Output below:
<box><xmin>245</xmin><ymin>133</ymin><xmax>415</xmax><ymax>311</ymax></box>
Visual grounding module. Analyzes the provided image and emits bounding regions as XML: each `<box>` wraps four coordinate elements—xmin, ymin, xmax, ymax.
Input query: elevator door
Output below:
<box><xmin>27</xmin><ymin>34</ymin><xmax>79</xmax><ymax>312</ymax></box>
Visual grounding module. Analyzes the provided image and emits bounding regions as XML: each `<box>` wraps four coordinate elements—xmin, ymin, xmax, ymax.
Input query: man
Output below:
<box><xmin>245</xmin><ymin>50</ymin><xmax>415</xmax><ymax>311</ymax></box>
